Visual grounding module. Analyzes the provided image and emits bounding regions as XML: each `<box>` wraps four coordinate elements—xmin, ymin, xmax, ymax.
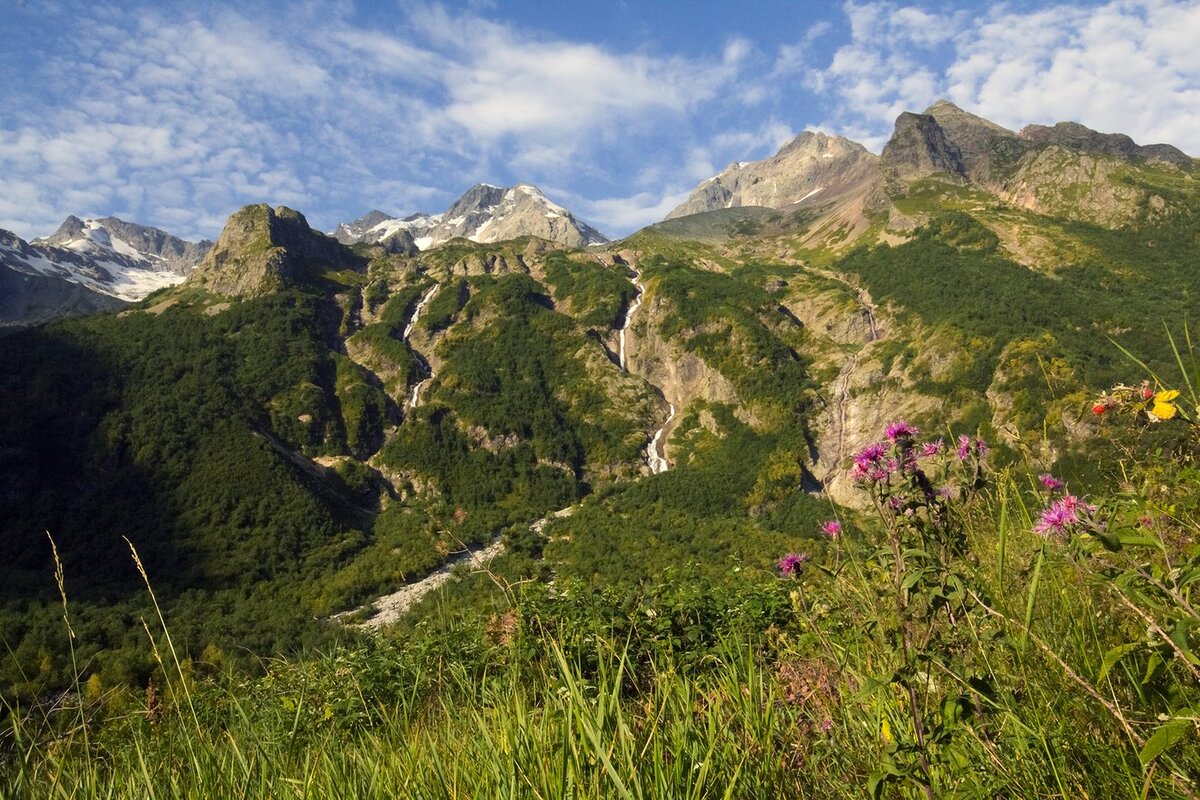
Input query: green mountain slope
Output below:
<box><xmin>1</xmin><ymin>103</ymin><xmax>1198</xmax><ymax>704</ymax></box>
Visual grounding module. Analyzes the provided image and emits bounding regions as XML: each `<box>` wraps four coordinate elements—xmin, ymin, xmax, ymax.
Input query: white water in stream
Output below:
<box><xmin>617</xmin><ymin>270</ymin><xmax>642</xmax><ymax>371</ymax></box>
<box><xmin>647</xmin><ymin>403</ymin><xmax>675</xmax><ymax>474</ymax></box>
<box><xmin>405</xmin><ymin>284</ymin><xmax>439</xmax><ymax>409</ymax></box>
<box><xmin>617</xmin><ymin>269</ymin><xmax>674</xmax><ymax>474</ymax></box>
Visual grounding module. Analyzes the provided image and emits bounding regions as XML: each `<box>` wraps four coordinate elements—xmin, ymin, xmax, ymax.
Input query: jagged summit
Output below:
<box><xmin>665</xmin><ymin>131</ymin><xmax>878</xmax><ymax>220</ymax></box>
<box><xmin>334</xmin><ymin>183</ymin><xmax>608</xmax><ymax>252</ymax></box>
<box><xmin>37</xmin><ymin>215</ymin><xmax>212</xmax><ymax>273</ymax></box>
<box><xmin>1018</xmin><ymin>121</ymin><xmax>1191</xmax><ymax>166</ymax></box>
<box><xmin>0</xmin><ymin>214</ymin><xmax>211</xmax><ymax>324</ymax></box>
<box><xmin>189</xmin><ymin>204</ymin><xmax>357</xmax><ymax>298</ymax></box>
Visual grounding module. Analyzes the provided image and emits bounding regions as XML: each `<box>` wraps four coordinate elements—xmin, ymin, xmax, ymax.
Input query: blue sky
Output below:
<box><xmin>2</xmin><ymin>0</ymin><xmax>1198</xmax><ymax>242</ymax></box>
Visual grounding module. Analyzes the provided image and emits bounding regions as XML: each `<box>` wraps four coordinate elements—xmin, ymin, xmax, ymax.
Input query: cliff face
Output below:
<box><xmin>189</xmin><ymin>205</ymin><xmax>356</xmax><ymax>297</ymax></box>
<box><xmin>667</xmin><ymin>131</ymin><xmax>878</xmax><ymax>219</ymax></box>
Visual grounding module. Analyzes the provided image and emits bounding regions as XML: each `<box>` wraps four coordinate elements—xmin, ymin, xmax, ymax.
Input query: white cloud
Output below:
<box><xmin>0</xmin><ymin>2</ymin><xmax>747</xmax><ymax>240</ymax></box>
<box><xmin>799</xmin><ymin>0</ymin><xmax>1200</xmax><ymax>155</ymax></box>
<box><xmin>576</xmin><ymin>188</ymin><xmax>695</xmax><ymax>234</ymax></box>
<box><xmin>946</xmin><ymin>0</ymin><xmax>1200</xmax><ymax>152</ymax></box>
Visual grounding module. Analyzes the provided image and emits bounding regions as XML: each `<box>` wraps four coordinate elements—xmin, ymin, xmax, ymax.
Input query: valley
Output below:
<box><xmin>2</xmin><ymin>100</ymin><xmax>1199</xmax><ymax>797</ymax></box>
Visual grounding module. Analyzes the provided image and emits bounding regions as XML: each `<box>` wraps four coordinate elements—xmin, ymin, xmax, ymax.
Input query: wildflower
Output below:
<box><xmin>1033</xmin><ymin>494</ymin><xmax>1097</xmax><ymax>539</ymax></box>
<box><xmin>777</xmin><ymin>552</ymin><xmax>809</xmax><ymax>575</ymax></box>
<box><xmin>1039</xmin><ymin>473</ymin><xmax>1065</xmax><ymax>491</ymax></box>
<box><xmin>1033</xmin><ymin>502</ymin><xmax>1073</xmax><ymax>538</ymax></box>
<box><xmin>1092</xmin><ymin>402</ymin><xmax>1109</xmax><ymax>416</ymax></box>
<box><xmin>956</xmin><ymin>435</ymin><xmax>987</xmax><ymax>460</ymax></box>
<box><xmin>1149</xmin><ymin>389</ymin><xmax>1179</xmax><ymax>421</ymax></box>
<box><xmin>819</xmin><ymin>520</ymin><xmax>842</xmax><ymax>538</ymax></box>
<box><xmin>919</xmin><ymin>440</ymin><xmax>944</xmax><ymax>458</ymax></box>
<box><xmin>851</xmin><ymin>442</ymin><xmax>888</xmax><ymax>482</ymax></box>
<box><xmin>884</xmin><ymin>421</ymin><xmax>919</xmax><ymax>441</ymax></box>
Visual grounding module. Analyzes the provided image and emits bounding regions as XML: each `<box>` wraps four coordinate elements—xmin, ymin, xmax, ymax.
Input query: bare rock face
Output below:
<box><xmin>667</xmin><ymin>132</ymin><xmax>878</xmax><ymax>219</ymax></box>
<box><xmin>333</xmin><ymin>185</ymin><xmax>608</xmax><ymax>252</ymax></box>
<box><xmin>41</xmin><ymin>215</ymin><xmax>212</xmax><ymax>273</ymax></box>
<box><xmin>1020</xmin><ymin>121</ymin><xmax>1192</xmax><ymax>167</ymax></box>
<box><xmin>923</xmin><ymin>100</ymin><xmax>1030</xmax><ymax>185</ymax></box>
<box><xmin>189</xmin><ymin>205</ymin><xmax>356</xmax><ymax>297</ymax></box>
<box><xmin>879</xmin><ymin>111</ymin><xmax>967</xmax><ymax>183</ymax></box>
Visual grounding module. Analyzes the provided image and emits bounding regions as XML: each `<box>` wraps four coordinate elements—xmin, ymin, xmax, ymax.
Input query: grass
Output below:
<box><xmin>6</xmin><ymin>440</ymin><xmax>1199</xmax><ymax>797</ymax></box>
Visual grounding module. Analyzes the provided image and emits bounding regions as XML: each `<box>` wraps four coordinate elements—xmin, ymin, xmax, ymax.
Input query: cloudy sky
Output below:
<box><xmin>2</xmin><ymin>0</ymin><xmax>1198</xmax><ymax>242</ymax></box>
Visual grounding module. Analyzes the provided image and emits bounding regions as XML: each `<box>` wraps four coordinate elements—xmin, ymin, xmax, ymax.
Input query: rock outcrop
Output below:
<box><xmin>189</xmin><ymin>205</ymin><xmax>357</xmax><ymax>298</ymax></box>
<box><xmin>334</xmin><ymin>184</ymin><xmax>607</xmax><ymax>252</ymax></box>
<box><xmin>667</xmin><ymin>132</ymin><xmax>878</xmax><ymax>219</ymax></box>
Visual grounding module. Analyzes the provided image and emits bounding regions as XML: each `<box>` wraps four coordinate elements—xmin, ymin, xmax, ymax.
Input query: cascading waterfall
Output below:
<box><xmin>646</xmin><ymin>403</ymin><xmax>675</xmax><ymax>474</ymax></box>
<box><xmin>617</xmin><ymin>269</ymin><xmax>643</xmax><ymax>371</ymax></box>
<box><xmin>405</xmin><ymin>284</ymin><xmax>439</xmax><ymax>410</ymax></box>
<box><xmin>617</xmin><ymin>269</ymin><xmax>674</xmax><ymax>473</ymax></box>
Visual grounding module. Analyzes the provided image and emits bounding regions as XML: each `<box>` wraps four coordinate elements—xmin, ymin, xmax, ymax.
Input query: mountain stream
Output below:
<box><xmin>617</xmin><ymin>269</ymin><xmax>674</xmax><ymax>474</ymax></box>
<box><xmin>405</xmin><ymin>284</ymin><xmax>439</xmax><ymax>409</ymax></box>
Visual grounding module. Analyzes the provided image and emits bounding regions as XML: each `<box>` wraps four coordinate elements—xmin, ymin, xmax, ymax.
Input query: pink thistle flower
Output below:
<box><xmin>956</xmin><ymin>435</ymin><xmax>988</xmax><ymax>460</ymax></box>
<box><xmin>885</xmin><ymin>421</ymin><xmax>919</xmax><ymax>441</ymax></box>
<box><xmin>820</xmin><ymin>520</ymin><xmax>842</xmax><ymax>538</ymax></box>
<box><xmin>1039</xmin><ymin>473</ymin><xmax>1065</xmax><ymax>491</ymax></box>
<box><xmin>777</xmin><ymin>552</ymin><xmax>809</xmax><ymax>575</ymax></box>
<box><xmin>920</xmin><ymin>440</ymin><xmax>944</xmax><ymax>458</ymax></box>
<box><xmin>852</xmin><ymin>442</ymin><xmax>889</xmax><ymax>483</ymax></box>
<box><xmin>1033</xmin><ymin>502</ymin><xmax>1073</xmax><ymax>538</ymax></box>
<box><xmin>956</xmin><ymin>435</ymin><xmax>972</xmax><ymax>459</ymax></box>
<box><xmin>1033</xmin><ymin>494</ymin><xmax>1096</xmax><ymax>538</ymax></box>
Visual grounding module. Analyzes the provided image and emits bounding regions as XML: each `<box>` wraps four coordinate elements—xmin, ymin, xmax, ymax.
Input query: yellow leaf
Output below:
<box><xmin>1155</xmin><ymin>389</ymin><xmax>1180</xmax><ymax>403</ymax></box>
<box><xmin>881</xmin><ymin>717</ymin><xmax>892</xmax><ymax>743</ymax></box>
<box><xmin>1150</xmin><ymin>402</ymin><xmax>1177</xmax><ymax>420</ymax></box>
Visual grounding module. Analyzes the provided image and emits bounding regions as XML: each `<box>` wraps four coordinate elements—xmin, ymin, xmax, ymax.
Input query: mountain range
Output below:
<box><xmin>0</xmin><ymin>99</ymin><xmax>1196</xmax><ymax>703</ymax></box>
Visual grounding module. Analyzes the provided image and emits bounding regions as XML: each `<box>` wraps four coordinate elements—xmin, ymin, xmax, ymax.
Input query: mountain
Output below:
<box><xmin>0</xmin><ymin>216</ymin><xmax>212</xmax><ymax>326</ymax></box>
<box><xmin>667</xmin><ymin>132</ymin><xmax>878</xmax><ymax>220</ymax></box>
<box><xmin>668</xmin><ymin>100</ymin><xmax>1195</xmax><ymax>249</ymax></box>
<box><xmin>334</xmin><ymin>183</ymin><xmax>608</xmax><ymax>252</ymax></box>
<box><xmin>189</xmin><ymin>204</ymin><xmax>361</xmax><ymax>297</ymax></box>
<box><xmin>1</xmin><ymin>100</ymin><xmax>1198</xmax><ymax>732</ymax></box>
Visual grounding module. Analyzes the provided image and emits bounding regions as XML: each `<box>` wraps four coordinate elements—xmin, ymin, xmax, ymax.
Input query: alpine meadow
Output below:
<box><xmin>2</xmin><ymin>3</ymin><xmax>1200</xmax><ymax>797</ymax></box>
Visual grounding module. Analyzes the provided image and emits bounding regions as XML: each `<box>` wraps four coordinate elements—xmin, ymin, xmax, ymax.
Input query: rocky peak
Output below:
<box><xmin>333</xmin><ymin>184</ymin><xmax>607</xmax><ymax>252</ymax></box>
<box><xmin>443</xmin><ymin>184</ymin><xmax>508</xmax><ymax>221</ymax></box>
<box><xmin>1019</xmin><ymin>121</ymin><xmax>1191</xmax><ymax>166</ymax></box>
<box><xmin>189</xmin><ymin>204</ymin><xmax>355</xmax><ymax>297</ymax></box>
<box><xmin>923</xmin><ymin>100</ymin><xmax>1029</xmax><ymax>183</ymax></box>
<box><xmin>333</xmin><ymin>210</ymin><xmax>395</xmax><ymax>244</ymax></box>
<box><xmin>880</xmin><ymin>111</ymin><xmax>967</xmax><ymax>183</ymax></box>
<box><xmin>39</xmin><ymin>215</ymin><xmax>211</xmax><ymax>272</ymax></box>
<box><xmin>42</xmin><ymin>215</ymin><xmax>88</xmax><ymax>245</ymax></box>
<box><xmin>666</xmin><ymin>131</ymin><xmax>878</xmax><ymax>220</ymax></box>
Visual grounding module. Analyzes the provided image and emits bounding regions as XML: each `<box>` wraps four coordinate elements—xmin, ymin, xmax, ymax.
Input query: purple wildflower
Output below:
<box><xmin>1033</xmin><ymin>502</ymin><xmax>1073</xmax><ymax>538</ymax></box>
<box><xmin>820</xmin><ymin>520</ymin><xmax>842</xmax><ymax>538</ymax></box>
<box><xmin>1039</xmin><ymin>473</ymin><xmax>1065</xmax><ymax>491</ymax></box>
<box><xmin>920</xmin><ymin>440</ymin><xmax>944</xmax><ymax>458</ymax></box>
<box><xmin>777</xmin><ymin>552</ymin><xmax>809</xmax><ymax>575</ymax></box>
<box><xmin>885</xmin><ymin>421</ymin><xmax>920</xmax><ymax>441</ymax></box>
<box><xmin>1033</xmin><ymin>494</ymin><xmax>1097</xmax><ymax>538</ymax></box>
<box><xmin>956</xmin><ymin>435</ymin><xmax>972</xmax><ymax>460</ymax></box>
<box><xmin>956</xmin><ymin>435</ymin><xmax>988</xmax><ymax>460</ymax></box>
<box><xmin>851</xmin><ymin>442</ymin><xmax>889</xmax><ymax>482</ymax></box>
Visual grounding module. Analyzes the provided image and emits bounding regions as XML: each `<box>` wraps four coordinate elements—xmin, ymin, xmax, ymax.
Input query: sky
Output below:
<box><xmin>2</xmin><ymin>0</ymin><xmax>1198</xmax><ymax>242</ymax></box>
